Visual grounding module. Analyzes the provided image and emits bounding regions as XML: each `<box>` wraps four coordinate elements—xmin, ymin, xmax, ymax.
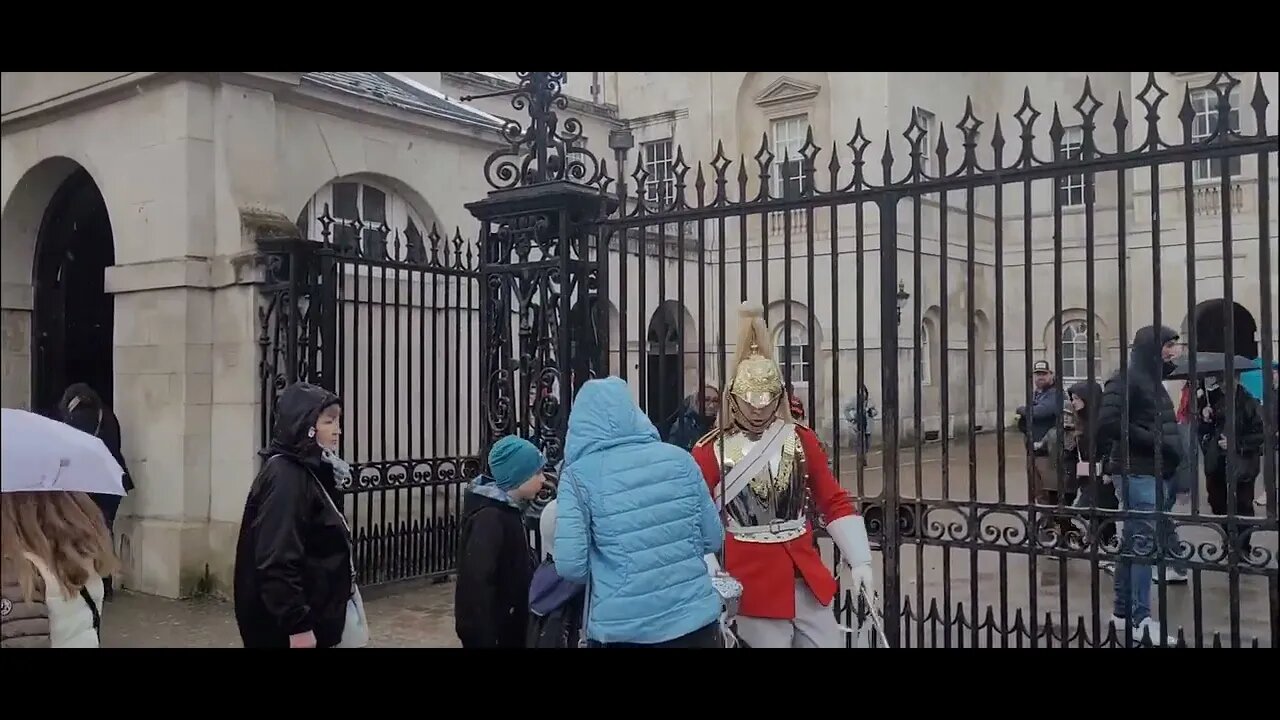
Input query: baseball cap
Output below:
<box><xmin>1032</xmin><ymin>360</ymin><xmax>1052</xmax><ymax>375</ymax></box>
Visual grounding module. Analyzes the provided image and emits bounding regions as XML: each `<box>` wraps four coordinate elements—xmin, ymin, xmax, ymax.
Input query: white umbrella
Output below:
<box><xmin>1</xmin><ymin>408</ymin><xmax>125</xmax><ymax>496</ymax></box>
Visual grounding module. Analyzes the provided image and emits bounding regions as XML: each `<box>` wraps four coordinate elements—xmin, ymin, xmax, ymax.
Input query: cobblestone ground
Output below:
<box><xmin>102</xmin><ymin>577</ymin><xmax>460</xmax><ymax>648</ymax></box>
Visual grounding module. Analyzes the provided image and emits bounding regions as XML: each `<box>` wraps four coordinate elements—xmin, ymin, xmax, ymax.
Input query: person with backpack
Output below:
<box><xmin>526</xmin><ymin>498</ymin><xmax>586</xmax><ymax>648</ymax></box>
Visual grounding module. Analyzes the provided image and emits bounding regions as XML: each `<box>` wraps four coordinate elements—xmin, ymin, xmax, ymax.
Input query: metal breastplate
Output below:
<box><xmin>714</xmin><ymin>428</ymin><xmax>808</xmax><ymax>541</ymax></box>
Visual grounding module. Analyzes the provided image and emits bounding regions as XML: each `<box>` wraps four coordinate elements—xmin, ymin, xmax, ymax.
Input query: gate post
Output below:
<box><xmin>256</xmin><ymin>234</ymin><xmax>322</xmax><ymax>449</ymax></box>
<box><xmin>877</xmin><ymin>194</ymin><xmax>903</xmax><ymax>648</ymax></box>
<box><xmin>465</xmin><ymin>72</ymin><xmax>617</xmax><ymax>474</ymax></box>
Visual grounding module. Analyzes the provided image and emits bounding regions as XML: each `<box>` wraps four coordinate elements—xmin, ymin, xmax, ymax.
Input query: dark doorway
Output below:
<box><xmin>1192</xmin><ymin>298</ymin><xmax>1258</xmax><ymax>359</ymax></box>
<box><xmin>32</xmin><ymin>168</ymin><xmax>115</xmax><ymax>415</ymax></box>
<box><xmin>646</xmin><ymin>302</ymin><xmax>685</xmax><ymax>431</ymax></box>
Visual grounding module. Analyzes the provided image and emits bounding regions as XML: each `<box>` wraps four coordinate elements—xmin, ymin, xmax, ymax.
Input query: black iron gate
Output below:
<box><xmin>259</xmin><ymin>71</ymin><xmax>1277</xmax><ymax>647</ymax></box>
<box><xmin>258</xmin><ymin>213</ymin><xmax>482</xmax><ymax>586</ymax></box>
<box><xmin>471</xmin><ymin>71</ymin><xmax>1276</xmax><ymax>648</ymax></box>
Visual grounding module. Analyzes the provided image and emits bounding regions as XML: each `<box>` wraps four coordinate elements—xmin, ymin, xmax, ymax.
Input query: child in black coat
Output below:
<box><xmin>454</xmin><ymin>435</ymin><xmax>546</xmax><ymax>648</ymax></box>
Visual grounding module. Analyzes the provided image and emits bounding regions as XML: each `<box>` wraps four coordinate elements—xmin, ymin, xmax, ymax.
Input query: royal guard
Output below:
<box><xmin>693</xmin><ymin>303</ymin><xmax>874</xmax><ymax>648</ymax></box>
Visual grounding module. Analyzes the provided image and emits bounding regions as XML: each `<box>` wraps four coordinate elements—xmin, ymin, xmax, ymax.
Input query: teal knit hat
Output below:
<box><xmin>487</xmin><ymin>435</ymin><xmax>545</xmax><ymax>492</ymax></box>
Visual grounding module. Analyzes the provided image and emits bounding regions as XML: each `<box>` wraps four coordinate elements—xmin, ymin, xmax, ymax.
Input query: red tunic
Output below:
<box><xmin>692</xmin><ymin>425</ymin><xmax>857</xmax><ymax>620</ymax></box>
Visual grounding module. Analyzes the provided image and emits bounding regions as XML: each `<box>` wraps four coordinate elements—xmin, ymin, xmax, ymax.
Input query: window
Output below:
<box><xmin>1191</xmin><ymin>86</ymin><xmax>1241</xmax><ymax>181</ymax></box>
<box><xmin>642</xmin><ymin>139</ymin><xmax>675</xmax><ymax>205</ymax></box>
<box><xmin>771</xmin><ymin>115</ymin><xmax>809</xmax><ymax>199</ymax></box>
<box><xmin>1057</xmin><ymin>126</ymin><xmax>1091</xmax><ymax>207</ymax></box>
<box><xmin>774</xmin><ymin>321</ymin><xmax>812</xmax><ymax>384</ymax></box>
<box><xmin>915</xmin><ymin>108</ymin><xmax>936</xmax><ymax>175</ymax></box>
<box><xmin>296</xmin><ymin>180</ymin><xmax>429</xmax><ymax>262</ymax></box>
<box><xmin>920</xmin><ymin>322</ymin><xmax>933</xmax><ymax>387</ymax></box>
<box><xmin>1060</xmin><ymin>321</ymin><xmax>1102</xmax><ymax>384</ymax></box>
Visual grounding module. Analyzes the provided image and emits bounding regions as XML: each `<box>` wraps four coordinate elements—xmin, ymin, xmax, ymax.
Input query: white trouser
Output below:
<box><xmin>734</xmin><ymin>579</ymin><xmax>841</xmax><ymax>649</ymax></box>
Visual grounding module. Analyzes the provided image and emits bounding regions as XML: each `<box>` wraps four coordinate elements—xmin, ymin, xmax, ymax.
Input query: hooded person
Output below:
<box><xmin>454</xmin><ymin>435</ymin><xmax>545</xmax><ymax>648</ymax></box>
<box><xmin>234</xmin><ymin>382</ymin><xmax>360</xmax><ymax>649</ymax></box>
<box><xmin>1096</xmin><ymin>325</ymin><xmax>1184</xmax><ymax>645</ymax></box>
<box><xmin>525</xmin><ymin>498</ymin><xmax>587</xmax><ymax>648</ymax></box>
<box><xmin>553</xmin><ymin>376</ymin><xmax>725</xmax><ymax>647</ymax></box>
<box><xmin>691</xmin><ymin>303</ymin><xmax>874</xmax><ymax>649</ymax></box>
<box><xmin>59</xmin><ymin>383</ymin><xmax>132</xmax><ymax>599</ymax></box>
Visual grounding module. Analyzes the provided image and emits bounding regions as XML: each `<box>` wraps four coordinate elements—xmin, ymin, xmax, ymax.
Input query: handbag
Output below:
<box><xmin>312</xmin><ymin>479</ymin><xmax>369</xmax><ymax>648</ymax></box>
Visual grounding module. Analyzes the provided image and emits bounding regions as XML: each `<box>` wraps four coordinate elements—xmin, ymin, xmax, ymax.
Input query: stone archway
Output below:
<box><xmin>32</xmin><ymin>168</ymin><xmax>116</xmax><ymax>412</ymax></box>
<box><xmin>1191</xmin><ymin>298</ymin><xmax>1258</xmax><ymax>359</ymax></box>
<box><xmin>1</xmin><ymin>157</ymin><xmax>115</xmax><ymax>413</ymax></box>
<box><xmin>646</xmin><ymin>300</ymin><xmax>695</xmax><ymax>427</ymax></box>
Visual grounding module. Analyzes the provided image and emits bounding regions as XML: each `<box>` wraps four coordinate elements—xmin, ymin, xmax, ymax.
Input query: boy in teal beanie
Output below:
<box><xmin>454</xmin><ymin>435</ymin><xmax>546</xmax><ymax>647</ymax></box>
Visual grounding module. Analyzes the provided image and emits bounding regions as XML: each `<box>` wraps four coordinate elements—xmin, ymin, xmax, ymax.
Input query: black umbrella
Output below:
<box><xmin>1166</xmin><ymin>352</ymin><xmax>1256</xmax><ymax>380</ymax></box>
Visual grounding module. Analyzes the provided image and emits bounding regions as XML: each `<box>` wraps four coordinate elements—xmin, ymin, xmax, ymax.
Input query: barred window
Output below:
<box><xmin>771</xmin><ymin>115</ymin><xmax>809</xmax><ymax>199</ymax></box>
<box><xmin>1057</xmin><ymin>126</ymin><xmax>1091</xmax><ymax>207</ymax></box>
<box><xmin>1191</xmin><ymin>87</ymin><xmax>1241</xmax><ymax>181</ymax></box>
<box><xmin>774</xmin><ymin>320</ymin><xmax>812</xmax><ymax>383</ymax></box>
<box><xmin>643</xmin><ymin>139</ymin><xmax>675</xmax><ymax>205</ymax></box>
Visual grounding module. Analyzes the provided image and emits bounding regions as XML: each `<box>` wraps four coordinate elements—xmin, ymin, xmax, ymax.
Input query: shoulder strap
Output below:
<box><xmin>79</xmin><ymin>586</ymin><xmax>101</xmax><ymax>638</ymax></box>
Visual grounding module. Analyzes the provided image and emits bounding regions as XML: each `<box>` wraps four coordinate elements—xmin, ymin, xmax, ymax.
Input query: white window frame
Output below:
<box><xmin>921</xmin><ymin>322</ymin><xmax>934</xmax><ymax>387</ymax></box>
<box><xmin>1057</xmin><ymin>126</ymin><xmax>1089</xmax><ymax>207</ymax></box>
<box><xmin>771</xmin><ymin>115</ymin><xmax>809</xmax><ymax>199</ymax></box>
<box><xmin>915</xmin><ymin>107</ymin><xmax>936</xmax><ymax>175</ymax></box>
<box><xmin>1060</xmin><ymin>320</ymin><xmax>1101</xmax><ymax>385</ymax></box>
<box><xmin>1190</xmin><ymin>86</ymin><xmax>1242</xmax><ymax>181</ymax></box>
<box><xmin>297</xmin><ymin>180</ymin><xmax>430</xmax><ymax>263</ymax></box>
<box><xmin>774</xmin><ymin>320</ymin><xmax>811</xmax><ymax>384</ymax></box>
<box><xmin>642</xmin><ymin>139</ymin><xmax>675</xmax><ymax>205</ymax></box>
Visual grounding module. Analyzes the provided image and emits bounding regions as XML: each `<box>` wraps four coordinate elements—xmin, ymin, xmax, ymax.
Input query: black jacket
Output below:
<box><xmin>234</xmin><ymin>383</ymin><xmax>352</xmax><ymax>649</ymax></box>
<box><xmin>60</xmin><ymin>384</ymin><xmax>134</xmax><ymax>494</ymax></box>
<box><xmin>1197</xmin><ymin>384</ymin><xmax>1265</xmax><ymax>481</ymax></box>
<box><xmin>454</xmin><ymin>486</ymin><xmax>535</xmax><ymax>648</ymax></box>
<box><xmin>1098</xmin><ymin>325</ymin><xmax>1184</xmax><ymax>479</ymax></box>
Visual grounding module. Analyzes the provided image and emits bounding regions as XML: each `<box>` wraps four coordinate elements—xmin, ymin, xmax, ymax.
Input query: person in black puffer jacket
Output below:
<box><xmin>1096</xmin><ymin>325</ymin><xmax>1183</xmax><ymax>645</ymax></box>
<box><xmin>234</xmin><ymin>382</ymin><xmax>355</xmax><ymax>649</ymax></box>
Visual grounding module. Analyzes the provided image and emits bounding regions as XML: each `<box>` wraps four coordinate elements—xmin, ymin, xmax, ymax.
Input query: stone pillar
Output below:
<box><xmin>106</xmin><ymin>260</ymin><xmax>214</xmax><ymax>597</ymax></box>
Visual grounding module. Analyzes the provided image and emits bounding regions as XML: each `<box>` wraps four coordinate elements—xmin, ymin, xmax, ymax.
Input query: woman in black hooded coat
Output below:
<box><xmin>233</xmin><ymin>382</ymin><xmax>355</xmax><ymax>649</ymax></box>
<box><xmin>59</xmin><ymin>383</ymin><xmax>133</xmax><ymax>597</ymax></box>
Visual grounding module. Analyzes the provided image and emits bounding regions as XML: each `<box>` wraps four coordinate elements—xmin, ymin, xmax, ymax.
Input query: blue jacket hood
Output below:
<box><xmin>564</xmin><ymin>377</ymin><xmax>659</xmax><ymax>465</ymax></box>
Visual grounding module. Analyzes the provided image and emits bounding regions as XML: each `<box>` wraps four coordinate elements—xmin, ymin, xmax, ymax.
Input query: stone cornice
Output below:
<box><xmin>1</xmin><ymin>72</ymin><xmax>172</xmax><ymax>133</ymax></box>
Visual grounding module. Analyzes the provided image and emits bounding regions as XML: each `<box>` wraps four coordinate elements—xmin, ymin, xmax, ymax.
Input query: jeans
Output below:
<box><xmin>1113</xmin><ymin>474</ymin><xmax>1158</xmax><ymax>622</ymax></box>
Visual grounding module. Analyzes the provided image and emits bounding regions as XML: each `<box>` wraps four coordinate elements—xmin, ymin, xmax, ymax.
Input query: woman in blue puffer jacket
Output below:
<box><xmin>554</xmin><ymin>377</ymin><xmax>725</xmax><ymax>647</ymax></box>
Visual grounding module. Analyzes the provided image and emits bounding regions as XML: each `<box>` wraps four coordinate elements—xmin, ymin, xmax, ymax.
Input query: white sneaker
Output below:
<box><xmin>1110</xmin><ymin>615</ymin><xmax>1178</xmax><ymax>646</ymax></box>
<box><xmin>1099</xmin><ymin>561</ymin><xmax>1116</xmax><ymax>576</ymax></box>
<box><xmin>1154</xmin><ymin>567</ymin><xmax>1189</xmax><ymax>584</ymax></box>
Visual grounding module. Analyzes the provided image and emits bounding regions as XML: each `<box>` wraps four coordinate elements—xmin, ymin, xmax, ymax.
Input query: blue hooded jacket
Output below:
<box><xmin>553</xmin><ymin>377</ymin><xmax>724</xmax><ymax>644</ymax></box>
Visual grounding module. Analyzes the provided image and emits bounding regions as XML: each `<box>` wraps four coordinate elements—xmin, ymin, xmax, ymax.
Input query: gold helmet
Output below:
<box><xmin>727</xmin><ymin>302</ymin><xmax>785</xmax><ymax>408</ymax></box>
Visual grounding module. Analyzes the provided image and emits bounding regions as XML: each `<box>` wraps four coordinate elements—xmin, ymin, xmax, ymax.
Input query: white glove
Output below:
<box><xmin>703</xmin><ymin>553</ymin><xmax>723</xmax><ymax>577</ymax></box>
<box><xmin>827</xmin><ymin>515</ymin><xmax>875</xmax><ymax>595</ymax></box>
<box><xmin>844</xmin><ymin>561</ymin><xmax>874</xmax><ymax>597</ymax></box>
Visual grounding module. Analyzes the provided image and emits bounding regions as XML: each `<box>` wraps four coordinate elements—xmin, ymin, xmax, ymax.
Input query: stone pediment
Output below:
<box><xmin>754</xmin><ymin>76</ymin><xmax>822</xmax><ymax>107</ymax></box>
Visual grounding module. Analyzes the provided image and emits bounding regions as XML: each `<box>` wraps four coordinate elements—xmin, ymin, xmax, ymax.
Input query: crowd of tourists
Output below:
<box><xmin>2</xmin><ymin>312</ymin><xmax>1275</xmax><ymax>649</ymax></box>
<box><xmin>1021</xmin><ymin>324</ymin><xmax>1277</xmax><ymax>645</ymax></box>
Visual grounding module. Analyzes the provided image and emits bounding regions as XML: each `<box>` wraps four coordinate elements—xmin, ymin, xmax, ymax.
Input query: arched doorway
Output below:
<box><xmin>646</xmin><ymin>301</ymin><xmax>686</xmax><ymax>428</ymax></box>
<box><xmin>32</xmin><ymin>168</ymin><xmax>115</xmax><ymax>413</ymax></box>
<box><xmin>1191</xmin><ymin>298</ymin><xmax>1258</xmax><ymax>359</ymax></box>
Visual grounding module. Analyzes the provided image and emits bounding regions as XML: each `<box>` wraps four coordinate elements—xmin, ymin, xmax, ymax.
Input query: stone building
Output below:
<box><xmin>593</xmin><ymin>71</ymin><xmax>1279</xmax><ymax>444</ymax></box>
<box><xmin>3</xmin><ymin>71</ymin><xmax>1275</xmax><ymax>598</ymax></box>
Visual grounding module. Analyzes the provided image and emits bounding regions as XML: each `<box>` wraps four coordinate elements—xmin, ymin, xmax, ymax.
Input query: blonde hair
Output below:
<box><xmin>720</xmin><ymin>302</ymin><xmax>795</xmax><ymax>428</ymax></box>
<box><xmin>0</xmin><ymin>491</ymin><xmax>118</xmax><ymax>602</ymax></box>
